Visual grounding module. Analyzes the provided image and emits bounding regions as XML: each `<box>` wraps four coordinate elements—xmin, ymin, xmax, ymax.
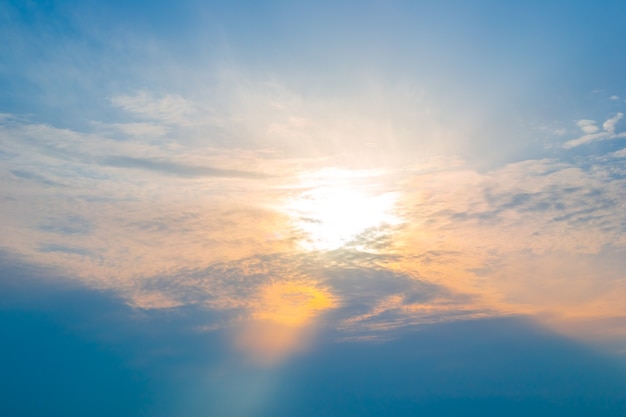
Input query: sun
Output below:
<box><xmin>283</xmin><ymin>168</ymin><xmax>400</xmax><ymax>251</ymax></box>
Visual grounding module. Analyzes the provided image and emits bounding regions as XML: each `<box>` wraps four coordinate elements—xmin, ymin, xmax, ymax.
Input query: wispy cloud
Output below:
<box><xmin>10</xmin><ymin>169</ymin><xmax>64</xmax><ymax>187</ymax></box>
<box><xmin>111</xmin><ymin>91</ymin><xmax>204</xmax><ymax>127</ymax></box>
<box><xmin>38</xmin><ymin>243</ymin><xmax>95</xmax><ymax>257</ymax></box>
<box><xmin>1</xmin><ymin>52</ymin><xmax>626</xmax><ymax>348</ymax></box>
<box><xmin>564</xmin><ymin>112</ymin><xmax>625</xmax><ymax>148</ymax></box>
<box><xmin>99</xmin><ymin>155</ymin><xmax>267</xmax><ymax>179</ymax></box>
<box><xmin>92</xmin><ymin>122</ymin><xmax>169</xmax><ymax>138</ymax></box>
<box><xmin>4</xmin><ymin>101</ymin><xmax>626</xmax><ymax>343</ymax></box>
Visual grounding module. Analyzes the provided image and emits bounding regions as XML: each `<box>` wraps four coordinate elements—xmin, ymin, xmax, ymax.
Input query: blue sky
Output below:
<box><xmin>2</xmin><ymin>1</ymin><xmax>626</xmax><ymax>416</ymax></box>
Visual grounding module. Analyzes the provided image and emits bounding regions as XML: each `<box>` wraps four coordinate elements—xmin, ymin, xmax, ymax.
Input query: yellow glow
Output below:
<box><xmin>235</xmin><ymin>281</ymin><xmax>337</xmax><ymax>366</ymax></box>
<box><xmin>253</xmin><ymin>281</ymin><xmax>337</xmax><ymax>326</ymax></box>
<box><xmin>284</xmin><ymin>168</ymin><xmax>400</xmax><ymax>251</ymax></box>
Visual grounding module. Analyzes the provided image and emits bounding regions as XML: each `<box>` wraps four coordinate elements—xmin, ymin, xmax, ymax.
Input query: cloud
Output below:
<box><xmin>111</xmin><ymin>91</ymin><xmax>203</xmax><ymax>127</ymax></box>
<box><xmin>390</xmin><ymin>155</ymin><xmax>626</xmax><ymax>332</ymax></box>
<box><xmin>106</xmin><ymin>246</ymin><xmax>487</xmax><ymax>346</ymax></box>
<box><xmin>10</xmin><ymin>169</ymin><xmax>64</xmax><ymax>186</ymax></box>
<box><xmin>2</xmin><ymin>76</ymin><xmax>626</xmax><ymax>348</ymax></box>
<box><xmin>603</xmin><ymin>112</ymin><xmax>623</xmax><ymax>134</ymax></box>
<box><xmin>576</xmin><ymin>119</ymin><xmax>599</xmax><ymax>134</ymax></box>
<box><xmin>3</xmin><ymin>248</ymin><xmax>626</xmax><ymax>415</ymax></box>
<box><xmin>38</xmin><ymin>243</ymin><xmax>95</xmax><ymax>257</ymax></box>
<box><xmin>38</xmin><ymin>215</ymin><xmax>92</xmax><ymax>236</ymax></box>
<box><xmin>93</xmin><ymin>122</ymin><xmax>169</xmax><ymax>138</ymax></box>
<box><xmin>4</xmin><ymin>104</ymin><xmax>626</xmax><ymax>341</ymax></box>
<box><xmin>99</xmin><ymin>155</ymin><xmax>268</xmax><ymax>179</ymax></box>
<box><xmin>564</xmin><ymin>112</ymin><xmax>625</xmax><ymax>148</ymax></box>
<box><xmin>4</xmin><ymin>106</ymin><xmax>626</xmax><ymax>344</ymax></box>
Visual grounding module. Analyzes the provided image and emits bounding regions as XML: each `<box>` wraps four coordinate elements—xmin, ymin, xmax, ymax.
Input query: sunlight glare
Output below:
<box><xmin>284</xmin><ymin>168</ymin><xmax>400</xmax><ymax>251</ymax></box>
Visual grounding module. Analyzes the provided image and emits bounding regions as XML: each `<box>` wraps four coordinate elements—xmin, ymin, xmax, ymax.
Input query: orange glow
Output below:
<box><xmin>253</xmin><ymin>281</ymin><xmax>338</xmax><ymax>326</ymax></box>
<box><xmin>235</xmin><ymin>281</ymin><xmax>338</xmax><ymax>366</ymax></box>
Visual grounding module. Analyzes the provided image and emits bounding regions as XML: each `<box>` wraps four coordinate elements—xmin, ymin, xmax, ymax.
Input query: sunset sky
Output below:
<box><xmin>2</xmin><ymin>1</ymin><xmax>626</xmax><ymax>416</ymax></box>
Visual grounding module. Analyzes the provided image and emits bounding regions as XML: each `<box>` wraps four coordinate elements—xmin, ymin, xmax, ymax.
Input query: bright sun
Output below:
<box><xmin>284</xmin><ymin>168</ymin><xmax>400</xmax><ymax>251</ymax></box>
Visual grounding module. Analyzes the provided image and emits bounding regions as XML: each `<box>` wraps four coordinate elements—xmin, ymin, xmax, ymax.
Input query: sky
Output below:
<box><xmin>2</xmin><ymin>0</ymin><xmax>626</xmax><ymax>416</ymax></box>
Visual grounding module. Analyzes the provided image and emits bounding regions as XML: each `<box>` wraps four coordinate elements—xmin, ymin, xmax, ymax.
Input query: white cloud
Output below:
<box><xmin>611</xmin><ymin>148</ymin><xmax>626</xmax><ymax>158</ymax></box>
<box><xmin>563</xmin><ymin>132</ymin><xmax>609</xmax><ymax>149</ymax></box>
<box><xmin>564</xmin><ymin>113</ymin><xmax>626</xmax><ymax>148</ymax></box>
<box><xmin>576</xmin><ymin>119</ymin><xmax>599</xmax><ymax>134</ymax></box>
<box><xmin>603</xmin><ymin>112</ymin><xmax>623</xmax><ymax>134</ymax></box>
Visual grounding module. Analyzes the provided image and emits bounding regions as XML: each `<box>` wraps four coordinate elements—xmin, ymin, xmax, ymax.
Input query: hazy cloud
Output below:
<box><xmin>10</xmin><ymin>169</ymin><xmax>64</xmax><ymax>186</ymax></box>
<box><xmin>100</xmin><ymin>155</ymin><xmax>267</xmax><ymax>179</ymax></box>
<box><xmin>38</xmin><ymin>243</ymin><xmax>95</xmax><ymax>257</ymax></box>
<box><xmin>38</xmin><ymin>215</ymin><xmax>92</xmax><ymax>236</ymax></box>
<box><xmin>111</xmin><ymin>91</ymin><xmax>203</xmax><ymax>127</ymax></box>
